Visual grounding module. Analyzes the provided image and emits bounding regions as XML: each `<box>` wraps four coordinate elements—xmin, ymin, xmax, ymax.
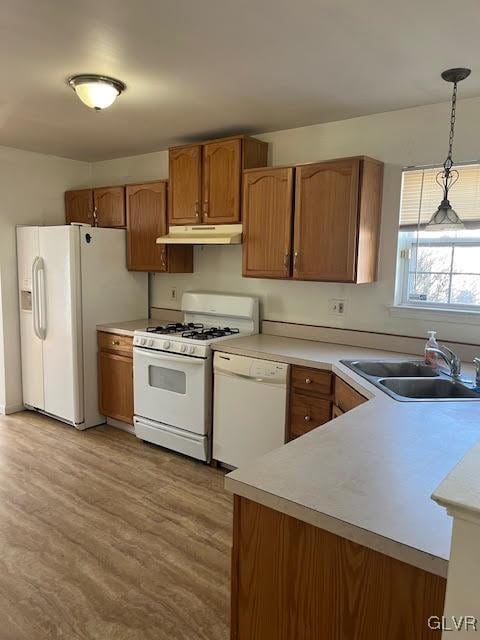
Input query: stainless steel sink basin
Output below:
<box><xmin>379</xmin><ymin>378</ymin><xmax>480</xmax><ymax>401</ymax></box>
<box><xmin>347</xmin><ymin>360</ymin><xmax>439</xmax><ymax>378</ymax></box>
<box><xmin>340</xmin><ymin>359</ymin><xmax>480</xmax><ymax>402</ymax></box>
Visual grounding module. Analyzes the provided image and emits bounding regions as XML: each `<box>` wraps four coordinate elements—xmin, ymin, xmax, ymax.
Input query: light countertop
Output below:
<box><xmin>96</xmin><ymin>319</ymin><xmax>168</xmax><ymax>337</ymax></box>
<box><xmin>212</xmin><ymin>334</ymin><xmax>480</xmax><ymax>577</ymax></box>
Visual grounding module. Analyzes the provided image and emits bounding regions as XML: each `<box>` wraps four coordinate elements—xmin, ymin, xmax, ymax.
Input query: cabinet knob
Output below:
<box><xmin>305</xmin><ymin>378</ymin><xmax>312</xmax><ymax>384</ymax></box>
<box><xmin>304</xmin><ymin>415</ymin><xmax>311</xmax><ymax>422</ymax></box>
<box><xmin>112</xmin><ymin>340</ymin><xmax>120</xmax><ymax>346</ymax></box>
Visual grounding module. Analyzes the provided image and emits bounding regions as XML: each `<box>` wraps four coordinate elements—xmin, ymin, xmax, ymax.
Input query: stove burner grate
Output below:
<box><xmin>181</xmin><ymin>327</ymin><xmax>240</xmax><ymax>341</ymax></box>
<box><xmin>146</xmin><ymin>322</ymin><xmax>204</xmax><ymax>335</ymax></box>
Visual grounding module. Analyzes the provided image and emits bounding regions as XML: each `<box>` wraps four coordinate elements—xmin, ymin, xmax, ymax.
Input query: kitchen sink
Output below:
<box><xmin>341</xmin><ymin>359</ymin><xmax>480</xmax><ymax>402</ymax></box>
<box><xmin>346</xmin><ymin>360</ymin><xmax>439</xmax><ymax>378</ymax></box>
<box><xmin>379</xmin><ymin>377</ymin><xmax>480</xmax><ymax>401</ymax></box>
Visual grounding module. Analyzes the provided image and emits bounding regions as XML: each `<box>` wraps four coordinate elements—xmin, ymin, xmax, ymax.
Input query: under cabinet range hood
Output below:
<box><xmin>156</xmin><ymin>224</ymin><xmax>242</xmax><ymax>245</ymax></box>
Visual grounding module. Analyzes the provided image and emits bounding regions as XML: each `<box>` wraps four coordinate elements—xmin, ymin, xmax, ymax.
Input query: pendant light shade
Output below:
<box><xmin>425</xmin><ymin>67</ymin><xmax>471</xmax><ymax>231</ymax></box>
<box><xmin>68</xmin><ymin>74</ymin><xmax>126</xmax><ymax>110</ymax></box>
<box><xmin>426</xmin><ymin>198</ymin><xmax>464</xmax><ymax>231</ymax></box>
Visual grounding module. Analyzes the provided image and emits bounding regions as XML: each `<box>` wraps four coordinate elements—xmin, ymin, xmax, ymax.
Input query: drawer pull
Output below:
<box><xmin>112</xmin><ymin>340</ymin><xmax>120</xmax><ymax>346</ymax></box>
<box><xmin>305</xmin><ymin>378</ymin><xmax>312</xmax><ymax>384</ymax></box>
<box><xmin>304</xmin><ymin>415</ymin><xmax>311</xmax><ymax>422</ymax></box>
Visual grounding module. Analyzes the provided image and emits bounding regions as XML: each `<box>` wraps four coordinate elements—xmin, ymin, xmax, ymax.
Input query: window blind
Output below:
<box><xmin>399</xmin><ymin>163</ymin><xmax>480</xmax><ymax>230</ymax></box>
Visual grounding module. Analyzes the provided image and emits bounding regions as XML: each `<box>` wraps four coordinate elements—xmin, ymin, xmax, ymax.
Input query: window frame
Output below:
<box><xmin>397</xmin><ymin>236</ymin><xmax>480</xmax><ymax>311</ymax></box>
<box><xmin>395</xmin><ymin>160</ymin><xmax>480</xmax><ymax>314</ymax></box>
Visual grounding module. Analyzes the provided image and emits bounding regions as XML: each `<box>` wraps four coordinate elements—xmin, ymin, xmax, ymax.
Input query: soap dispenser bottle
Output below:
<box><xmin>425</xmin><ymin>331</ymin><xmax>439</xmax><ymax>368</ymax></box>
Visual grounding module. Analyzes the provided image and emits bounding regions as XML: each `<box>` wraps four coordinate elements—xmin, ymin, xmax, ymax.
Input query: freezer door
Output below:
<box><xmin>80</xmin><ymin>227</ymin><xmax>147</xmax><ymax>428</ymax></box>
<box><xmin>39</xmin><ymin>226</ymin><xmax>83</xmax><ymax>425</ymax></box>
<box><xmin>16</xmin><ymin>226</ymin><xmax>44</xmax><ymax>409</ymax></box>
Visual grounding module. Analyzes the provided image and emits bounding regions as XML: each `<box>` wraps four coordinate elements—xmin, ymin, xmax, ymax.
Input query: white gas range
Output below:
<box><xmin>133</xmin><ymin>292</ymin><xmax>259</xmax><ymax>462</ymax></box>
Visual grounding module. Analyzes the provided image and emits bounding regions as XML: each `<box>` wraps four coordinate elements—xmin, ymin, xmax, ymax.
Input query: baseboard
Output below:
<box><xmin>0</xmin><ymin>403</ymin><xmax>25</xmax><ymax>415</ymax></box>
<box><xmin>107</xmin><ymin>417</ymin><xmax>136</xmax><ymax>435</ymax></box>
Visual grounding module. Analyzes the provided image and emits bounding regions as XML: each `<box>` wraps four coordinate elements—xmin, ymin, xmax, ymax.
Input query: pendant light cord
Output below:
<box><xmin>444</xmin><ymin>81</ymin><xmax>457</xmax><ymax>172</ymax></box>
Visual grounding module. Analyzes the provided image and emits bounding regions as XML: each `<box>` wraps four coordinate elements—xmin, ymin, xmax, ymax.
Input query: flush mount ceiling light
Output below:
<box><xmin>68</xmin><ymin>74</ymin><xmax>126</xmax><ymax>110</ymax></box>
<box><xmin>425</xmin><ymin>67</ymin><xmax>471</xmax><ymax>232</ymax></box>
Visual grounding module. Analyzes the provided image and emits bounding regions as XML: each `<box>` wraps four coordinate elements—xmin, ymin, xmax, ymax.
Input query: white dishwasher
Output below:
<box><xmin>213</xmin><ymin>352</ymin><xmax>289</xmax><ymax>469</ymax></box>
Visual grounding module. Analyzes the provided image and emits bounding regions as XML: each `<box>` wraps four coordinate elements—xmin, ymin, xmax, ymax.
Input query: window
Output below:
<box><xmin>396</xmin><ymin>163</ymin><xmax>480</xmax><ymax>310</ymax></box>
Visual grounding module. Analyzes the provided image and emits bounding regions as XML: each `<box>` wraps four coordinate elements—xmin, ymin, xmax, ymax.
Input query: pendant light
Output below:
<box><xmin>425</xmin><ymin>67</ymin><xmax>471</xmax><ymax>231</ymax></box>
<box><xmin>68</xmin><ymin>74</ymin><xmax>126</xmax><ymax>110</ymax></box>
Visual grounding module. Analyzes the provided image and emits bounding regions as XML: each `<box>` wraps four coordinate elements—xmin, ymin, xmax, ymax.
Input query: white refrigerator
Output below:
<box><xmin>17</xmin><ymin>225</ymin><xmax>148</xmax><ymax>429</ymax></box>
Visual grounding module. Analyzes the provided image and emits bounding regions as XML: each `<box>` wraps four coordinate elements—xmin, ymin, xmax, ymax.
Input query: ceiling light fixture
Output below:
<box><xmin>425</xmin><ymin>67</ymin><xmax>471</xmax><ymax>231</ymax></box>
<box><xmin>68</xmin><ymin>74</ymin><xmax>126</xmax><ymax>110</ymax></box>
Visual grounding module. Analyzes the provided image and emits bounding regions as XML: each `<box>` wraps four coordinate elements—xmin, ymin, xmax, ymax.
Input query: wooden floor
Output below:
<box><xmin>0</xmin><ymin>411</ymin><xmax>232</xmax><ymax>640</ymax></box>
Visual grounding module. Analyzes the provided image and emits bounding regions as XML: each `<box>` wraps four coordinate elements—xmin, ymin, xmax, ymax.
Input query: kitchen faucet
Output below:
<box><xmin>474</xmin><ymin>357</ymin><xmax>480</xmax><ymax>387</ymax></box>
<box><xmin>426</xmin><ymin>345</ymin><xmax>462</xmax><ymax>379</ymax></box>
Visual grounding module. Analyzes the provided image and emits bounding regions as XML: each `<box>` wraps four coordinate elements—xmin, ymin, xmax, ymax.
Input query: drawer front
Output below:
<box><xmin>97</xmin><ymin>331</ymin><xmax>133</xmax><ymax>356</ymax></box>
<box><xmin>291</xmin><ymin>366</ymin><xmax>333</xmax><ymax>397</ymax></box>
<box><xmin>335</xmin><ymin>378</ymin><xmax>367</xmax><ymax>413</ymax></box>
<box><xmin>289</xmin><ymin>392</ymin><xmax>332</xmax><ymax>440</ymax></box>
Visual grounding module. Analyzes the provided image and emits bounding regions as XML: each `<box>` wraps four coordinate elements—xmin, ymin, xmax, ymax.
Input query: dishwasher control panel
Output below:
<box><xmin>214</xmin><ymin>352</ymin><xmax>288</xmax><ymax>384</ymax></box>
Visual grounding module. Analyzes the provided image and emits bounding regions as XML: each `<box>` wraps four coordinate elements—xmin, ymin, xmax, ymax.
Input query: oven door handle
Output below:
<box><xmin>134</xmin><ymin>348</ymin><xmax>206</xmax><ymax>365</ymax></box>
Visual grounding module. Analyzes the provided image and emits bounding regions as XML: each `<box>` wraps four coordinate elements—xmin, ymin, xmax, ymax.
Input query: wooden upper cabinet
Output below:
<box><xmin>168</xmin><ymin>136</ymin><xmax>268</xmax><ymax>226</ymax></box>
<box><xmin>65</xmin><ymin>189</ymin><xmax>93</xmax><ymax>225</ymax></box>
<box><xmin>127</xmin><ymin>181</ymin><xmax>167</xmax><ymax>271</ymax></box>
<box><xmin>169</xmin><ymin>145</ymin><xmax>202</xmax><ymax>225</ymax></box>
<box><xmin>94</xmin><ymin>186</ymin><xmax>126</xmax><ymax>227</ymax></box>
<box><xmin>203</xmin><ymin>139</ymin><xmax>242</xmax><ymax>224</ymax></box>
<box><xmin>293</xmin><ymin>156</ymin><xmax>383</xmax><ymax>283</ymax></box>
<box><xmin>242</xmin><ymin>167</ymin><xmax>294</xmax><ymax>278</ymax></box>
<box><xmin>126</xmin><ymin>181</ymin><xmax>193</xmax><ymax>273</ymax></box>
<box><xmin>293</xmin><ymin>158</ymin><xmax>361</xmax><ymax>282</ymax></box>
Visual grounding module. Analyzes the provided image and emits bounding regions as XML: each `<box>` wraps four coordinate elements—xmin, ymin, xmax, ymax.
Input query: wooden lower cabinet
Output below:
<box><xmin>335</xmin><ymin>377</ymin><xmax>367</xmax><ymax>413</ymax></box>
<box><xmin>288</xmin><ymin>366</ymin><xmax>333</xmax><ymax>441</ymax></box>
<box><xmin>97</xmin><ymin>332</ymin><xmax>133</xmax><ymax>425</ymax></box>
<box><xmin>290</xmin><ymin>393</ymin><xmax>331</xmax><ymax>439</ymax></box>
<box><xmin>332</xmin><ymin>404</ymin><xmax>344</xmax><ymax>419</ymax></box>
<box><xmin>231</xmin><ymin>497</ymin><xmax>446</xmax><ymax>640</ymax></box>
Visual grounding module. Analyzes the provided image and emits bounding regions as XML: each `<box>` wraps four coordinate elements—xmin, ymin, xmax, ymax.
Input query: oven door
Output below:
<box><xmin>134</xmin><ymin>347</ymin><xmax>211</xmax><ymax>435</ymax></box>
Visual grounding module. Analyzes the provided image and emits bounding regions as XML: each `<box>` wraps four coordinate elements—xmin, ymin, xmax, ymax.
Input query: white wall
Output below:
<box><xmin>92</xmin><ymin>96</ymin><xmax>480</xmax><ymax>345</ymax></box>
<box><xmin>0</xmin><ymin>146</ymin><xmax>90</xmax><ymax>413</ymax></box>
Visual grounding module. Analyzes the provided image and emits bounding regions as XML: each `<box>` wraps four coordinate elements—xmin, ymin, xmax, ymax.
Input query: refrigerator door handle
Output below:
<box><xmin>37</xmin><ymin>260</ymin><xmax>47</xmax><ymax>339</ymax></box>
<box><xmin>32</xmin><ymin>257</ymin><xmax>46</xmax><ymax>340</ymax></box>
<box><xmin>32</xmin><ymin>257</ymin><xmax>41</xmax><ymax>340</ymax></box>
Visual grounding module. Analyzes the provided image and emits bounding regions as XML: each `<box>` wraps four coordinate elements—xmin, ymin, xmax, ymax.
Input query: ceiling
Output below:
<box><xmin>1</xmin><ymin>0</ymin><xmax>480</xmax><ymax>161</ymax></box>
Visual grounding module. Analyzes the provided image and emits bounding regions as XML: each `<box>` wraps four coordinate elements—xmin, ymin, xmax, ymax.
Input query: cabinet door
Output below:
<box><xmin>243</xmin><ymin>167</ymin><xmax>293</xmax><ymax>278</ymax></box>
<box><xmin>94</xmin><ymin>186</ymin><xmax>126</xmax><ymax>227</ymax></box>
<box><xmin>293</xmin><ymin>159</ymin><xmax>360</xmax><ymax>282</ymax></box>
<box><xmin>127</xmin><ymin>181</ymin><xmax>168</xmax><ymax>271</ymax></box>
<box><xmin>169</xmin><ymin>145</ymin><xmax>202</xmax><ymax>224</ymax></box>
<box><xmin>65</xmin><ymin>189</ymin><xmax>93</xmax><ymax>225</ymax></box>
<box><xmin>203</xmin><ymin>139</ymin><xmax>242</xmax><ymax>223</ymax></box>
<box><xmin>335</xmin><ymin>377</ymin><xmax>367</xmax><ymax>413</ymax></box>
<box><xmin>98</xmin><ymin>351</ymin><xmax>133</xmax><ymax>424</ymax></box>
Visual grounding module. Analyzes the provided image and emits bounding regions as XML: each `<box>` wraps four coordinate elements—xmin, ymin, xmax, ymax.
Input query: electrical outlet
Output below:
<box><xmin>170</xmin><ymin>287</ymin><xmax>177</xmax><ymax>301</ymax></box>
<box><xmin>330</xmin><ymin>299</ymin><xmax>346</xmax><ymax>316</ymax></box>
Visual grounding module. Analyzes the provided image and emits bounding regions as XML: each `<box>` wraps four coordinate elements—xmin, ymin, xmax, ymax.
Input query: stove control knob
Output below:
<box><xmin>140</xmin><ymin>338</ymin><xmax>146</xmax><ymax>346</ymax></box>
<box><xmin>188</xmin><ymin>345</ymin><xmax>196</xmax><ymax>355</ymax></box>
<box><xmin>163</xmin><ymin>340</ymin><xmax>171</xmax><ymax>350</ymax></box>
<box><xmin>147</xmin><ymin>339</ymin><xmax>154</xmax><ymax>347</ymax></box>
<box><xmin>180</xmin><ymin>344</ymin><xmax>187</xmax><ymax>353</ymax></box>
